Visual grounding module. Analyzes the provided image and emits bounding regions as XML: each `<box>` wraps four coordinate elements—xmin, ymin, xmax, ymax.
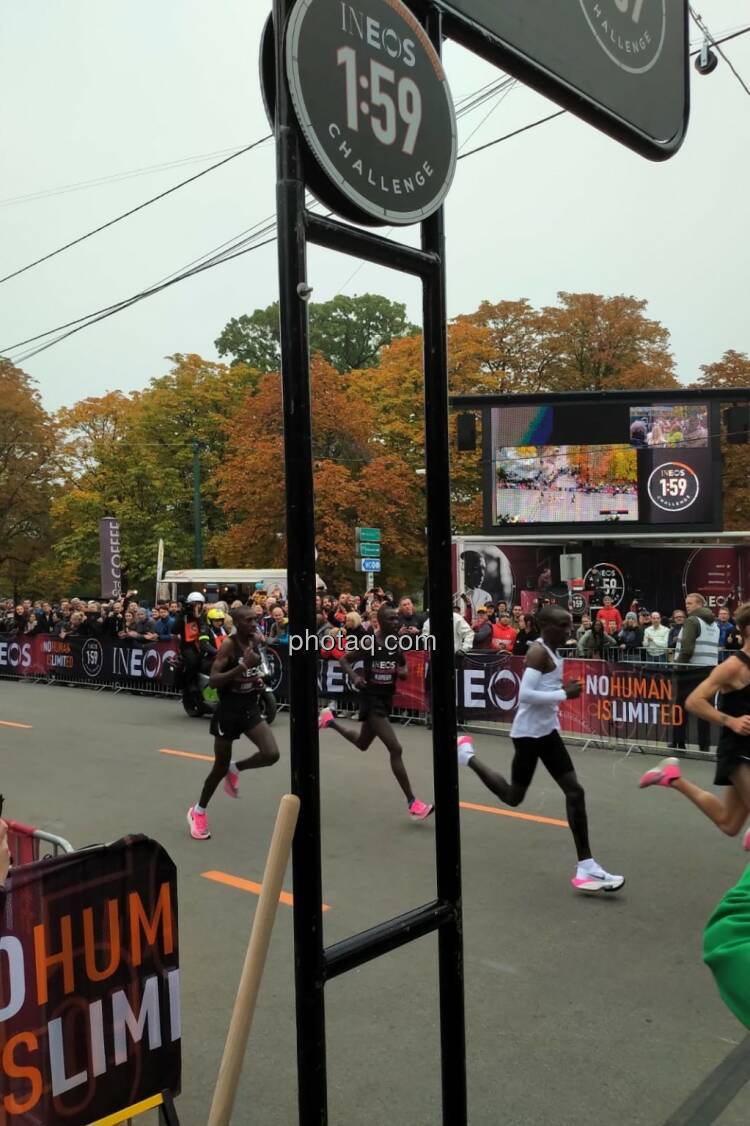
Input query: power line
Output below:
<box><xmin>0</xmin><ymin>144</ymin><xmax>254</xmax><ymax>209</ymax></box>
<box><xmin>7</xmin><ymin>25</ymin><xmax>750</xmax><ymax>364</ymax></box>
<box><xmin>0</xmin><ymin>134</ymin><xmax>272</xmax><ymax>288</ymax></box>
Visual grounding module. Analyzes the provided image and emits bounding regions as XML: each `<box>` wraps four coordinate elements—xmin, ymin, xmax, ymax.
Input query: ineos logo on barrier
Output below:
<box><xmin>486</xmin><ymin>667</ymin><xmax>520</xmax><ymax>712</ymax></box>
<box><xmin>579</xmin><ymin>0</ymin><xmax>667</xmax><ymax>74</ymax></box>
<box><xmin>0</xmin><ymin>640</ymin><xmax>32</xmax><ymax>669</ymax></box>
<box><xmin>82</xmin><ymin>639</ymin><xmax>104</xmax><ymax>678</ymax></box>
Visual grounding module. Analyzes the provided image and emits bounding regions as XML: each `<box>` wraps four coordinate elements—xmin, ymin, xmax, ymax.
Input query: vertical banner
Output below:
<box><xmin>99</xmin><ymin>516</ymin><xmax>122</xmax><ymax>600</ymax></box>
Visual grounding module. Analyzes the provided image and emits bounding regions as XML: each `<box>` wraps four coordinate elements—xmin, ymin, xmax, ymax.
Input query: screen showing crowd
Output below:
<box><xmin>629</xmin><ymin>404</ymin><xmax>708</xmax><ymax>448</ymax></box>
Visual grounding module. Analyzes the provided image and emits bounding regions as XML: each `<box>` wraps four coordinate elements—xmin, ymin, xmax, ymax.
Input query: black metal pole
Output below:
<box><xmin>421</xmin><ymin>7</ymin><xmax>468</xmax><ymax>1124</ymax></box>
<box><xmin>272</xmin><ymin>2</ymin><xmax>328</xmax><ymax>1123</ymax></box>
<box><xmin>191</xmin><ymin>439</ymin><xmax>204</xmax><ymax>568</ymax></box>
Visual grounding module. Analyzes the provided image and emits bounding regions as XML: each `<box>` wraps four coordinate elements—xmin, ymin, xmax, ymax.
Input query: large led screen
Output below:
<box><xmin>487</xmin><ymin>400</ymin><xmax>719</xmax><ymax>532</ymax></box>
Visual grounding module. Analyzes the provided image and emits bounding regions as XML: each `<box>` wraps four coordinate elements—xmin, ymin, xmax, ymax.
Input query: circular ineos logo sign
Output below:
<box><xmin>81</xmin><ymin>638</ymin><xmax>104</xmax><ymax>678</ymax></box>
<box><xmin>285</xmin><ymin>0</ymin><xmax>457</xmax><ymax>225</ymax></box>
<box><xmin>487</xmin><ymin>666</ymin><xmax>520</xmax><ymax>712</ymax></box>
<box><xmin>647</xmin><ymin>462</ymin><xmax>700</xmax><ymax>513</ymax></box>
<box><xmin>579</xmin><ymin>0</ymin><xmax>666</xmax><ymax>74</ymax></box>
<box><xmin>584</xmin><ymin>563</ymin><xmax>626</xmax><ymax>607</ymax></box>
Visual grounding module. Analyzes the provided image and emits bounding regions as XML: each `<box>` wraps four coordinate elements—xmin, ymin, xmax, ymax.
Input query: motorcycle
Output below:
<box><xmin>169</xmin><ymin>647</ymin><xmax>278</xmax><ymax>724</ymax></box>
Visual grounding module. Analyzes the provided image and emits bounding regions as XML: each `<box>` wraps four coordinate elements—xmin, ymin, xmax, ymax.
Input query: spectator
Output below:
<box><xmin>668</xmin><ymin>609</ymin><xmax>686</xmax><ymax>651</ymax></box>
<box><xmin>101</xmin><ymin>601</ymin><xmax>126</xmax><ymax>639</ymax></box>
<box><xmin>617</xmin><ymin>613</ymin><xmax>643</xmax><ymax>660</ymax></box>
<box><xmin>643</xmin><ymin>611</ymin><xmax>670</xmax><ymax>662</ymax></box>
<box><xmin>511</xmin><ymin>604</ymin><xmax>524</xmax><ymax>630</ymax></box>
<box><xmin>151</xmin><ymin>605</ymin><xmax>173</xmax><ymax>640</ymax></box>
<box><xmin>638</xmin><ymin>609</ymin><xmax>651</xmax><ymax>632</ymax></box>
<box><xmin>471</xmin><ymin>606</ymin><xmax>494</xmax><ymax>650</ymax></box>
<box><xmin>344</xmin><ymin>611</ymin><xmax>366</xmax><ymax>641</ymax></box>
<box><xmin>512</xmin><ymin>614</ymin><xmax>539</xmax><ymax>656</ymax></box>
<box><xmin>596</xmin><ymin>595</ymin><xmax>622</xmax><ymax>632</ymax></box>
<box><xmin>575</xmin><ymin>614</ymin><xmax>593</xmax><ymax>642</ymax></box>
<box><xmin>492</xmin><ymin>612</ymin><xmax>517</xmax><ymax>652</ymax></box>
<box><xmin>671</xmin><ymin>593</ymin><xmax>720</xmax><ymax>752</ymax></box>
<box><xmin>577</xmin><ymin>618</ymin><xmax>616</xmax><ymax>658</ymax></box>
<box><xmin>63</xmin><ymin>611</ymin><xmax>87</xmax><ymax>638</ymax></box>
<box><xmin>132</xmin><ymin>607</ymin><xmax>158</xmax><ymax>641</ymax></box>
<box><xmin>267</xmin><ymin>605</ymin><xmax>289</xmax><ymax>647</ymax></box>
<box><xmin>717</xmin><ymin>606</ymin><xmax>740</xmax><ymax>659</ymax></box>
<box><xmin>421</xmin><ymin>606</ymin><xmax>474</xmax><ymax>654</ymax></box>
<box><xmin>397</xmin><ymin>596</ymin><xmax>423</xmax><ymax>637</ymax></box>
<box><xmin>118</xmin><ymin>610</ymin><xmax>140</xmax><ymax>639</ymax></box>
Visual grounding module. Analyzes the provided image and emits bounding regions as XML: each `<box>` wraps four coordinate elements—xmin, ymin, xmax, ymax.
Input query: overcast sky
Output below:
<box><xmin>1</xmin><ymin>1</ymin><xmax>748</xmax><ymax>411</ymax></box>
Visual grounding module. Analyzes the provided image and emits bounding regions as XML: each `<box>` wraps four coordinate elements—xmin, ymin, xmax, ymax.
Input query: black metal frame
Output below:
<box><xmin>272</xmin><ymin>2</ymin><xmax>465</xmax><ymax>1123</ymax></box>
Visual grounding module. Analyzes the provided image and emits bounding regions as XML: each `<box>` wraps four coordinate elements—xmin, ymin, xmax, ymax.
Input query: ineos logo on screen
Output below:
<box><xmin>579</xmin><ymin>0</ymin><xmax>667</xmax><ymax>74</ymax></box>
<box><xmin>285</xmin><ymin>0</ymin><xmax>457</xmax><ymax>224</ymax></box>
<box><xmin>647</xmin><ymin>461</ymin><xmax>700</xmax><ymax>512</ymax></box>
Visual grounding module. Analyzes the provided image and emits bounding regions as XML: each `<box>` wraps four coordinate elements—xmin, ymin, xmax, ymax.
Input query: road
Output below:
<box><xmin>2</xmin><ymin>679</ymin><xmax>749</xmax><ymax>1125</ymax></box>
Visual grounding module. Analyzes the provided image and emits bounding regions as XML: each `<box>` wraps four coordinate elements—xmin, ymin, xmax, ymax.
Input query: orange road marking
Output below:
<box><xmin>202</xmin><ymin>870</ymin><xmax>331</xmax><ymax>912</ymax></box>
<box><xmin>460</xmin><ymin>800</ymin><xmax>567</xmax><ymax>828</ymax></box>
<box><xmin>0</xmin><ymin>720</ymin><xmax>32</xmax><ymax>729</ymax></box>
<box><xmin>159</xmin><ymin>747</ymin><xmax>213</xmax><ymax>762</ymax></box>
<box><xmin>159</xmin><ymin>749</ymin><xmax>566</xmax><ymax>829</ymax></box>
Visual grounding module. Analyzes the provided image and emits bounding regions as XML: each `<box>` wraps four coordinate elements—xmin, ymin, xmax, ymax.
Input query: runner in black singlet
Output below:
<box><xmin>187</xmin><ymin>606</ymin><xmax>280</xmax><ymax>840</ymax></box>
<box><xmin>640</xmin><ymin>602</ymin><xmax>750</xmax><ymax>848</ymax></box>
<box><xmin>318</xmin><ymin>605</ymin><xmax>434</xmax><ymax>820</ymax></box>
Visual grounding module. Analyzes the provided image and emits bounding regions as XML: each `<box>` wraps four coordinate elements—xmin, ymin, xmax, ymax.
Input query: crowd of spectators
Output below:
<box><xmin>2</xmin><ymin>587</ymin><xmax>744</xmax><ymax>668</ymax></box>
<box><xmin>463</xmin><ymin>594</ymin><xmax>742</xmax><ymax>664</ymax></box>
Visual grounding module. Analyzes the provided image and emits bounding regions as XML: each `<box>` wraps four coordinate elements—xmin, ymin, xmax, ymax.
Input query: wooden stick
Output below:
<box><xmin>207</xmin><ymin>793</ymin><xmax>301</xmax><ymax>1126</ymax></box>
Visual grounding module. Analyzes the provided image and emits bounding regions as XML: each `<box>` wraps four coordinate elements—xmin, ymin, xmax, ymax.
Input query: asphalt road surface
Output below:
<box><xmin>2</xmin><ymin>679</ymin><xmax>750</xmax><ymax>1125</ymax></box>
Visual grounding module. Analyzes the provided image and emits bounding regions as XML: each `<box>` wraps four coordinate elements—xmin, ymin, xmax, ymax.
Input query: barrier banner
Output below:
<box><xmin>315</xmin><ymin>650</ymin><xmax>428</xmax><ymax>712</ymax></box>
<box><xmin>99</xmin><ymin>516</ymin><xmax>122</xmax><ymax>600</ymax></box>
<box><xmin>456</xmin><ymin>651</ymin><xmax>687</xmax><ymax>744</ymax></box>
<box><xmin>0</xmin><ymin>634</ymin><xmax>178</xmax><ymax>686</ymax></box>
<box><xmin>0</xmin><ymin>836</ymin><xmax>180</xmax><ymax>1125</ymax></box>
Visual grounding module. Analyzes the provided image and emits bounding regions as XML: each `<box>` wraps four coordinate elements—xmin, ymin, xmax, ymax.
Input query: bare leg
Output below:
<box><xmin>329</xmin><ymin>717</ymin><xmax>377</xmax><ymax>751</ymax></box>
<box><xmin>468</xmin><ymin>757</ymin><xmax>527</xmax><ymax>808</ymax></box>
<box><xmin>235</xmin><ymin>720</ymin><xmax>281</xmax><ymax>770</ymax></box>
<box><xmin>199</xmin><ymin>738</ymin><xmax>233</xmax><ymax>808</ymax></box>
<box><xmin>366</xmin><ymin>713</ymin><xmax>415</xmax><ymax>804</ymax></box>
<box><xmin>555</xmin><ymin>771</ymin><xmax>591</xmax><ymax>862</ymax></box>
<box><xmin>672</xmin><ymin>765</ymin><xmax>750</xmax><ymax>837</ymax></box>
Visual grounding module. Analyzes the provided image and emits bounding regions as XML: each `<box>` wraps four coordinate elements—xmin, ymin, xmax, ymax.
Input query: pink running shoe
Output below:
<box><xmin>409</xmin><ymin>798</ymin><xmax>434</xmax><ymax>821</ymax></box>
<box><xmin>187</xmin><ymin>806</ymin><xmax>210</xmax><ymax>840</ymax></box>
<box><xmin>319</xmin><ymin>707</ymin><xmax>336</xmax><ymax>730</ymax></box>
<box><xmin>224</xmin><ymin>766</ymin><xmax>240</xmax><ymax>799</ymax></box>
<box><xmin>743</xmin><ymin>828</ymin><xmax>750</xmax><ymax>852</ymax></box>
<box><xmin>639</xmin><ymin>756</ymin><xmax>681</xmax><ymax>788</ymax></box>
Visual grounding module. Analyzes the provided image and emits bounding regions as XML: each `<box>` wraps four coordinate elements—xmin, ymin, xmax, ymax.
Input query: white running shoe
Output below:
<box><xmin>571</xmin><ymin>867</ymin><xmax>625</xmax><ymax>893</ymax></box>
<box><xmin>457</xmin><ymin>736</ymin><xmax>475</xmax><ymax>766</ymax></box>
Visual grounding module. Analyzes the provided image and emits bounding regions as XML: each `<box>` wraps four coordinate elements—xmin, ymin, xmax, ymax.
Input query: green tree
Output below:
<box><xmin>0</xmin><ymin>360</ymin><xmax>55</xmax><ymax>596</ymax></box>
<box><xmin>215</xmin><ymin>293</ymin><xmax>419</xmax><ymax>373</ymax></box>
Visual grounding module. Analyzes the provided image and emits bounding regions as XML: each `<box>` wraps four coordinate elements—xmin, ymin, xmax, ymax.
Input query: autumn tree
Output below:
<box><xmin>696</xmin><ymin>350</ymin><xmax>750</xmax><ymax>530</ymax></box>
<box><xmin>215</xmin><ymin>293</ymin><xmax>419</xmax><ymax>373</ymax></box>
<box><xmin>540</xmin><ymin>292</ymin><xmax>678</xmax><ymax>391</ymax></box>
<box><xmin>213</xmin><ymin>356</ymin><xmax>425</xmax><ymax>591</ymax></box>
<box><xmin>0</xmin><ymin>360</ymin><xmax>55</xmax><ymax>596</ymax></box>
<box><xmin>50</xmin><ymin>355</ymin><xmax>261</xmax><ymax>592</ymax></box>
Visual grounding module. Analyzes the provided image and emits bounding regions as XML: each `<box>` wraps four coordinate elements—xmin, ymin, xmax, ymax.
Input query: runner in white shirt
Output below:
<box><xmin>457</xmin><ymin>605</ymin><xmax>625</xmax><ymax>893</ymax></box>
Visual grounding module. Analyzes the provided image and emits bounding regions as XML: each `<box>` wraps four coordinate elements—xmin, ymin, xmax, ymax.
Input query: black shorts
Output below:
<box><xmin>714</xmin><ymin>735</ymin><xmax>750</xmax><ymax>786</ymax></box>
<box><xmin>358</xmin><ymin>694</ymin><xmax>392</xmax><ymax>723</ymax></box>
<box><xmin>510</xmin><ymin>730</ymin><xmax>575</xmax><ymax>789</ymax></box>
<box><xmin>210</xmin><ymin>695</ymin><xmax>264</xmax><ymax>741</ymax></box>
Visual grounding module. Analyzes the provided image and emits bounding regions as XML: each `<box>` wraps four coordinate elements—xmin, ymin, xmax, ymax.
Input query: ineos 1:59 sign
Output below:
<box><xmin>285</xmin><ymin>0</ymin><xmax>457</xmax><ymax>224</ymax></box>
<box><xmin>440</xmin><ymin>0</ymin><xmax>688</xmax><ymax>158</ymax></box>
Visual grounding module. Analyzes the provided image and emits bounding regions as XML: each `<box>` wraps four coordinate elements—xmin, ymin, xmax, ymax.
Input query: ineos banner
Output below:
<box><xmin>0</xmin><ymin>635</ymin><xmax>178</xmax><ymax>686</ymax></box>
<box><xmin>99</xmin><ymin>516</ymin><xmax>122</xmax><ymax>600</ymax></box>
<box><xmin>0</xmin><ymin>835</ymin><xmax>180</xmax><ymax>1124</ymax></box>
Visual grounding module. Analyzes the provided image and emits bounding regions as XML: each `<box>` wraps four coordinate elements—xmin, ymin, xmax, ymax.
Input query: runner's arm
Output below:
<box><xmin>209</xmin><ymin>638</ymin><xmax>254</xmax><ymax>688</ymax></box>
<box><xmin>338</xmin><ymin>654</ymin><xmax>365</xmax><ymax>688</ymax></box>
<box><xmin>519</xmin><ymin>644</ymin><xmax>567</xmax><ymax>704</ymax></box>
<box><xmin>686</xmin><ymin>661</ymin><xmax>750</xmax><ymax>734</ymax></box>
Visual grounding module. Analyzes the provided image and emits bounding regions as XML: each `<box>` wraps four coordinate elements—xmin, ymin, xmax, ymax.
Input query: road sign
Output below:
<box><xmin>284</xmin><ymin>0</ymin><xmax>457</xmax><ymax>224</ymax></box>
<box><xmin>359</xmin><ymin>558</ymin><xmax>382</xmax><ymax>572</ymax></box>
<box><xmin>359</xmin><ymin>542</ymin><xmax>381</xmax><ymax>558</ymax></box>
<box><xmin>438</xmin><ymin>0</ymin><xmax>688</xmax><ymax>158</ymax></box>
<box><xmin>356</xmin><ymin>527</ymin><xmax>381</xmax><ymax>542</ymax></box>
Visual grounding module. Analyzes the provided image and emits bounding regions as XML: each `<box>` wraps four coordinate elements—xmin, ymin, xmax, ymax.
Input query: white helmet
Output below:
<box><xmin>186</xmin><ymin>591</ymin><xmax>205</xmax><ymax>604</ymax></box>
